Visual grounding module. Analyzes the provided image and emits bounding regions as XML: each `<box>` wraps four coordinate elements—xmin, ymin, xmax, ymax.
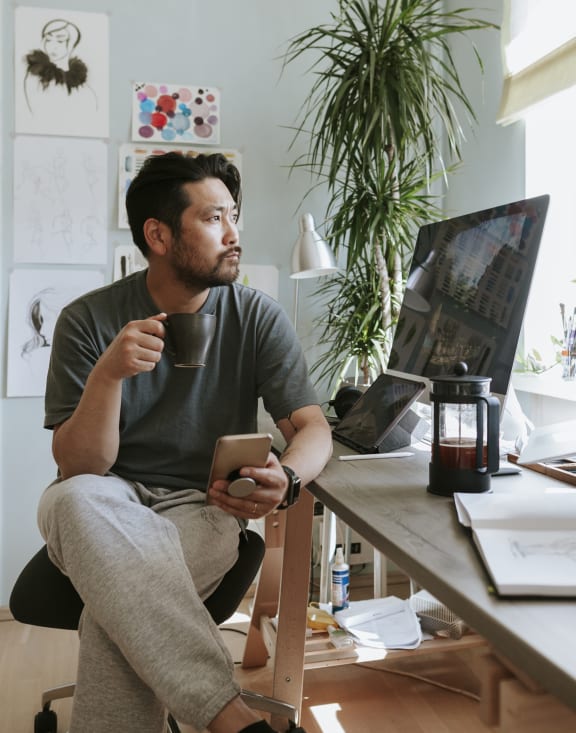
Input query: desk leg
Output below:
<box><xmin>373</xmin><ymin>550</ymin><xmax>387</xmax><ymax>598</ymax></box>
<box><xmin>270</xmin><ymin>488</ymin><xmax>314</xmax><ymax>730</ymax></box>
<box><xmin>243</xmin><ymin>512</ymin><xmax>286</xmax><ymax>669</ymax></box>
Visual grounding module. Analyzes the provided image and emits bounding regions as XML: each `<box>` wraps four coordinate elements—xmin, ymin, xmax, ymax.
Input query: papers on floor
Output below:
<box><xmin>334</xmin><ymin>596</ymin><xmax>422</xmax><ymax>650</ymax></box>
<box><xmin>454</xmin><ymin>490</ymin><xmax>576</xmax><ymax>597</ymax></box>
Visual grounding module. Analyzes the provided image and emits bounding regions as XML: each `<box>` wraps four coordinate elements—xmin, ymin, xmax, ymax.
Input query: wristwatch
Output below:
<box><xmin>278</xmin><ymin>465</ymin><xmax>302</xmax><ymax>509</ymax></box>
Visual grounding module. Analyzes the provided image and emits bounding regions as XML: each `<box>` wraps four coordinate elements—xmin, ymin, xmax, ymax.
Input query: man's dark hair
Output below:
<box><xmin>126</xmin><ymin>152</ymin><xmax>242</xmax><ymax>257</ymax></box>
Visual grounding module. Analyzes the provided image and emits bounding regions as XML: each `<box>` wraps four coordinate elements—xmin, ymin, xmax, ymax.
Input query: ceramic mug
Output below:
<box><xmin>164</xmin><ymin>313</ymin><xmax>217</xmax><ymax>367</ymax></box>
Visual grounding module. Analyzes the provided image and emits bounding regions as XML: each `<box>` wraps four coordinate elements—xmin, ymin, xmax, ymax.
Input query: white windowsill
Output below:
<box><xmin>512</xmin><ymin>367</ymin><xmax>576</xmax><ymax>403</ymax></box>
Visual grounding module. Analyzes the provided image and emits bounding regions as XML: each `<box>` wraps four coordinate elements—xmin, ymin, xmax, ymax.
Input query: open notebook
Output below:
<box><xmin>454</xmin><ymin>490</ymin><xmax>576</xmax><ymax>597</ymax></box>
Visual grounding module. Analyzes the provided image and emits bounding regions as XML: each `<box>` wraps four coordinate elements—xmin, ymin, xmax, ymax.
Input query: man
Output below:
<box><xmin>38</xmin><ymin>152</ymin><xmax>332</xmax><ymax>733</ymax></box>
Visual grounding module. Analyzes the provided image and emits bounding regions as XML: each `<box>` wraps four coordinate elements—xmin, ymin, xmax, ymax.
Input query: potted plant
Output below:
<box><xmin>283</xmin><ymin>0</ymin><xmax>497</xmax><ymax>391</ymax></box>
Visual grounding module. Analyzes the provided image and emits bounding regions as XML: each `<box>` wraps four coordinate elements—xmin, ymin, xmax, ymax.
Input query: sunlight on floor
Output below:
<box><xmin>222</xmin><ymin>609</ymin><xmax>252</xmax><ymax>625</ymax></box>
<box><xmin>309</xmin><ymin>703</ymin><xmax>345</xmax><ymax>733</ymax></box>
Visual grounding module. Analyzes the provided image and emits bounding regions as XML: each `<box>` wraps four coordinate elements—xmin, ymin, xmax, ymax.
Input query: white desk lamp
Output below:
<box><xmin>290</xmin><ymin>214</ymin><xmax>340</xmax><ymax>591</ymax></box>
<box><xmin>290</xmin><ymin>213</ymin><xmax>339</xmax><ymax>323</ymax></box>
<box><xmin>402</xmin><ymin>249</ymin><xmax>437</xmax><ymax>313</ymax></box>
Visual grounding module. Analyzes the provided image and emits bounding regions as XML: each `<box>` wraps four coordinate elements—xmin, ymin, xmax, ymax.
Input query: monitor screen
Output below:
<box><xmin>387</xmin><ymin>195</ymin><xmax>550</xmax><ymax>398</ymax></box>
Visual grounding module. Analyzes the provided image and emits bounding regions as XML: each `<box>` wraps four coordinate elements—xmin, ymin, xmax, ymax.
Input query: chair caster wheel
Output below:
<box><xmin>35</xmin><ymin>708</ymin><xmax>57</xmax><ymax>733</ymax></box>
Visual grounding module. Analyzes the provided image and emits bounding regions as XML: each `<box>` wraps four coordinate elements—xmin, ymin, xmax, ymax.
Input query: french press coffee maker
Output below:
<box><xmin>428</xmin><ymin>362</ymin><xmax>500</xmax><ymax>496</ymax></box>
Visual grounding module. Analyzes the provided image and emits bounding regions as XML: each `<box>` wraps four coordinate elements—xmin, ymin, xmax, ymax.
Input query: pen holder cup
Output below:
<box><xmin>561</xmin><ymin>343</ymin><xmax>576</xmax><ymax>381</ymax></box>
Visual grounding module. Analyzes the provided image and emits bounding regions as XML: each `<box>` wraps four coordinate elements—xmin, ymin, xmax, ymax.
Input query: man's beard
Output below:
<box><xmin>172</xmin><ymin>243</ymin><xmax>241</xmax><ymax>291</ymax></box>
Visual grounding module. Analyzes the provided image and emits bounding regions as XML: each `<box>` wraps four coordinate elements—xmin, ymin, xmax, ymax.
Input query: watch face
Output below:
<box><xmin>292</xmin><ymin>475</ymin><xmax>301</xmax><ymax>499</ymax></box>
<box><xmin>282</xmin><ymin>465</ymin><xmax>294</xmax><ymax>488</ymax></box>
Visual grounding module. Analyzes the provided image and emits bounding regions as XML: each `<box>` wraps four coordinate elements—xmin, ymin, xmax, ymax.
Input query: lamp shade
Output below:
<box><xmin>290</xmin><ymin>213</ymin><xmax>339</xmax><ymax>279</ymax></box>
<box><xmin>403</xmin><ymin>250</ymin><xmax>437</xmax><ymax>312</ymax></box>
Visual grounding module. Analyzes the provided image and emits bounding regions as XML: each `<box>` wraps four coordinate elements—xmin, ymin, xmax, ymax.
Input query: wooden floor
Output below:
<box><xmin>0</xmin><ymin>606</ymin><xmax>495</xmax><ymax>733</ymax></box>
<box><xmin>220</xmin><ymin>622</ymin><xmax>493</xmax><ymax>733</ymax></box>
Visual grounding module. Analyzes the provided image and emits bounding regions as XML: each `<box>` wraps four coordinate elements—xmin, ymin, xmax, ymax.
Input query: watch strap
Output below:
<box><xmin>278</xmin><ymin>464</ymin><xmax>302</xmax><ymax>509</ymax></box>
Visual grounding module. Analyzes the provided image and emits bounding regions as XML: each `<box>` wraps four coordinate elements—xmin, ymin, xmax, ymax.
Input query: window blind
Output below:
<box><xmin>497</xmin><ymin>0</ymin><xmax>576</xmax><ymax>125</ymax></box>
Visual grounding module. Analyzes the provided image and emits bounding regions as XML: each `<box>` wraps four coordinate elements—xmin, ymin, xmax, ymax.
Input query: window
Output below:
<box><xmin>499</xmin><ymin>1</ymin><xmax>576</xmax><ymax>369</ymax></box>
<box><xmin>498</xmin><ymin>0</ymin><xmax>576</xmax><ymax>126</ymax></box>
<box><xmin>523</xmin><ymin>88</ymin><xmax>576</xmax><ymax>366</ymax></box>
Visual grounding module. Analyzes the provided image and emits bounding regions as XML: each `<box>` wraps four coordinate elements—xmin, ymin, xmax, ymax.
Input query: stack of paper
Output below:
<box><xmin>334</xmin><ymin>596</ymin><xmax>422</xmax><ymax>649</ymax></box>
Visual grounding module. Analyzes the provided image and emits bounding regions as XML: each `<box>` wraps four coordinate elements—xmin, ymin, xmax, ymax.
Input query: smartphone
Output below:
<box><xmin>208</xmin><ymin>433</ymin><xmax>273</xmax><ymax>497</ymax></box>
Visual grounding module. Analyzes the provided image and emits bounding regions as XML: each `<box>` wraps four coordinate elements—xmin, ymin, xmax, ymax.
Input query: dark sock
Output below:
<box><xmin>238</xmin><ymin>722</ymin><xmax>276</xmax><ymax>733</ymax></box>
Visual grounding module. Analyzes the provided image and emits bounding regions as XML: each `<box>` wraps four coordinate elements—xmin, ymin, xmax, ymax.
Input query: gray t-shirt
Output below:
<box><xmin>45</xmin><ymin>270</ymin><xmax>319</xmax><ymax>490</ymax></box>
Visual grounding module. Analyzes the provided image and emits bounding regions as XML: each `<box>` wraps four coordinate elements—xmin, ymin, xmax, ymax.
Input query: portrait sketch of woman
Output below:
<box><xmin>15</xmin><ymin>7</ymin><xmax>109</xmax><ymax>138</ymax></box>
<box><xmin>7</xmin><ymin>269</ymin><xmax>105</xmax><ymax>397</ymax></box>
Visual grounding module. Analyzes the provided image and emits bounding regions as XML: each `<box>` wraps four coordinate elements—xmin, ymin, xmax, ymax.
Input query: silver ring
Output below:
<box><xmin>253</xmin><ymin>502</ymin><xmax>258</xmax><ymax>514</ymax></box>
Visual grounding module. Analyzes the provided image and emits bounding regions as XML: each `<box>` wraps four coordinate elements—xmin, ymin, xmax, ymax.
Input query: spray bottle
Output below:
<box><xmin>331</xmin><ymin>544</ymin><xmax>350</xmax><ymax>612</ymax></box>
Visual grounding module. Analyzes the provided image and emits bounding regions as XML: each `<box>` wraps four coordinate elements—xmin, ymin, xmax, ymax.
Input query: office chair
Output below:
<box><xmin>9</xmin><ymin>530</ymin><xmax>297</xmax><ymax>733</ymax></box>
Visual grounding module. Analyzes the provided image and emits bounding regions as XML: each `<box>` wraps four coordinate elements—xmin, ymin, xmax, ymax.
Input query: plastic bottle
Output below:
<box><xmin>331</xmin><ymin>545</ymin><xmax>350</xmax><ymax>612</ymax></box>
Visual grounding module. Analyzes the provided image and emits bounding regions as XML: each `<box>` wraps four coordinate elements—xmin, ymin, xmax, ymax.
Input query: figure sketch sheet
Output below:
<box><xmin>454</xmin><ymin>490</ymin><xmax>576</xmax><ymax>597</ymax></box>
<box><xmin>7</xmin><ymin>268</ymin><xmax>104</xmax><ymax>398</ymax></box>
<box><xmin>14</xmin><ymin>6</ymin><xmax>109</xmax><ymax>138</ymax></box>
<box><xmin>13</xmin><ymin>136</ymin><xmax>107</xmax><ymax>264</ymax></box>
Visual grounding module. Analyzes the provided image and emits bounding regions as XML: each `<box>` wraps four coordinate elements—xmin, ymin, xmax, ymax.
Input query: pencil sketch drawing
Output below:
<box><xmin>13</xmin><ymin>136</ymin><xmax>108</xmax><ymax>264</ymax></box>
<box><xmin>7</xmin><ymin>269</ymin><xmax>105</xmax><ymax>398</ymax></box>
<box><xmin>23</xmin><ymin>19</ymin><xmax>98</xmax><ymax>117</ymax></box>
<box><xmin>21</xmin><ymin>288</ymin><xmax>60</xmax><ymax>357</ymax></box>
<box><xmin>511</xmin><ymin>536</ymin><xmax>576</xmax><ymax>562</ymax></box>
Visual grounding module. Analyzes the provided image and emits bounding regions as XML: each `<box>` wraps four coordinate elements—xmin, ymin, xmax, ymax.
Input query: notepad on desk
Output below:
<box><xmin>454</xmin><ymin>491</ymin><xmax>576</xmax><ymax>597</ymax></box>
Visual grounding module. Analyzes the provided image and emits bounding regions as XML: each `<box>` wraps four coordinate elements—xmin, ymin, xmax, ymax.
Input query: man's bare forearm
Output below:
<box><xmin>52</xmin><ymin>367</ymin><xmax>123</xmax><ymax>479</ymax></box>
<box><xmin>52</xmin><ymin>315</ymin><xmax>167</xmax><ymax>479</ymax></box>
<box><xmin>277</xmin><ymin>406</ymin><xmax>333</xmax><ymax>486</ymax></box>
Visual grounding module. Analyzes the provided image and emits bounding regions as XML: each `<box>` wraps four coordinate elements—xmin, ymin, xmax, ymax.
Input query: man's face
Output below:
<box><xmin>168</xmin><ymin>178</ymin><xmax>241</xmax><ymax>290</ymax></box>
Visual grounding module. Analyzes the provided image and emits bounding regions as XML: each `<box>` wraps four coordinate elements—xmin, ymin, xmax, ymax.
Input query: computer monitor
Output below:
<box><xmin>387</xmin><ymin>195</ymin><xmax>550</xmax><ymax>405</ymax></box>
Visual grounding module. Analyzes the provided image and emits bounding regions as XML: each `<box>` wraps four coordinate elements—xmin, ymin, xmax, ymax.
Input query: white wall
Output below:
<box><xmin>444</xmin><ymin>0</ymin><xmax>525</xmax><ymax>215</ymax></box>
<box><xmin>0</xmin><ymin>0</ymin><xmax>524</xmax><ymax>604</ymax></box>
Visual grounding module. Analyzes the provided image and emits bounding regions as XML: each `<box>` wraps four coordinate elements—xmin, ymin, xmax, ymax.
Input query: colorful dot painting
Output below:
<box><xmin>131</xmin><ymin>82</ymin><xmax>220</xmax><ymax>145</ymax></box>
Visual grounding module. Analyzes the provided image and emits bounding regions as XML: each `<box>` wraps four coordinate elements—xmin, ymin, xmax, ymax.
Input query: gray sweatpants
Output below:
<box><xmin>37</xmin><ymin>473</ymin><xmax>243</xmax><ymax>733</ymax></box>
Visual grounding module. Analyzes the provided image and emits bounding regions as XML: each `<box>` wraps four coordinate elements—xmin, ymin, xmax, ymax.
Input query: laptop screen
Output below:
<box><xmin>333</xmin><ymin>373</ymin><xmax>425</xmax><ymax>453</ymax></box>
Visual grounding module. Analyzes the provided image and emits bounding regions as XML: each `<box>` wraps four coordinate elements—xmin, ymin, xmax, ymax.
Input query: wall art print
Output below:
<box><xmin>7</xmin><ymin>268</ymin><xmax>104</xmax><ymax>397</ymax></box>
<box><xmin>13</xmin><ymin>136</ymin><xmax>107</xmax><ymax>264</ymax></box>
<box><xmin>131</xmin><ymin>82</ymin><xmax>221</xmax><ymax>145</ymax></box>
<box><xmin>238</xmin><ymin>265</ymin><xmax>279</xmax><ymax>301</ymax></box>
<box><xmin>118</xmin><ymin>143</ymin><xmax>242</xmax><ymax>229</ymax></box>
<box><xmin>14</xmin><ymin>6</ymin><xmax>109</xmax><ymax>138</ymax></box>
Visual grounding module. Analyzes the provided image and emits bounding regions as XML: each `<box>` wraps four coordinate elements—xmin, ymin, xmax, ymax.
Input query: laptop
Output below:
<box><xmin>332</xmin><ymin>373</ymin><xmax>426</xmax><ymax>454</ymax></box>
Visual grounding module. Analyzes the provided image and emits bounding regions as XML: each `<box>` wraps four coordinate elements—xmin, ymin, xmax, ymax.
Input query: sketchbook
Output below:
<box><xmin>454</xmin><ymin>491</ymin><xmax>576</xmax><ymax>597</ymax></box>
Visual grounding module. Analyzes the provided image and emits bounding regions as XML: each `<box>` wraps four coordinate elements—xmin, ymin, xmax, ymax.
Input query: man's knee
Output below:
<box><xmin>38</xmin><ymin>474</ymin><xmax>130</xmax><ymax>534</ymax></box>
